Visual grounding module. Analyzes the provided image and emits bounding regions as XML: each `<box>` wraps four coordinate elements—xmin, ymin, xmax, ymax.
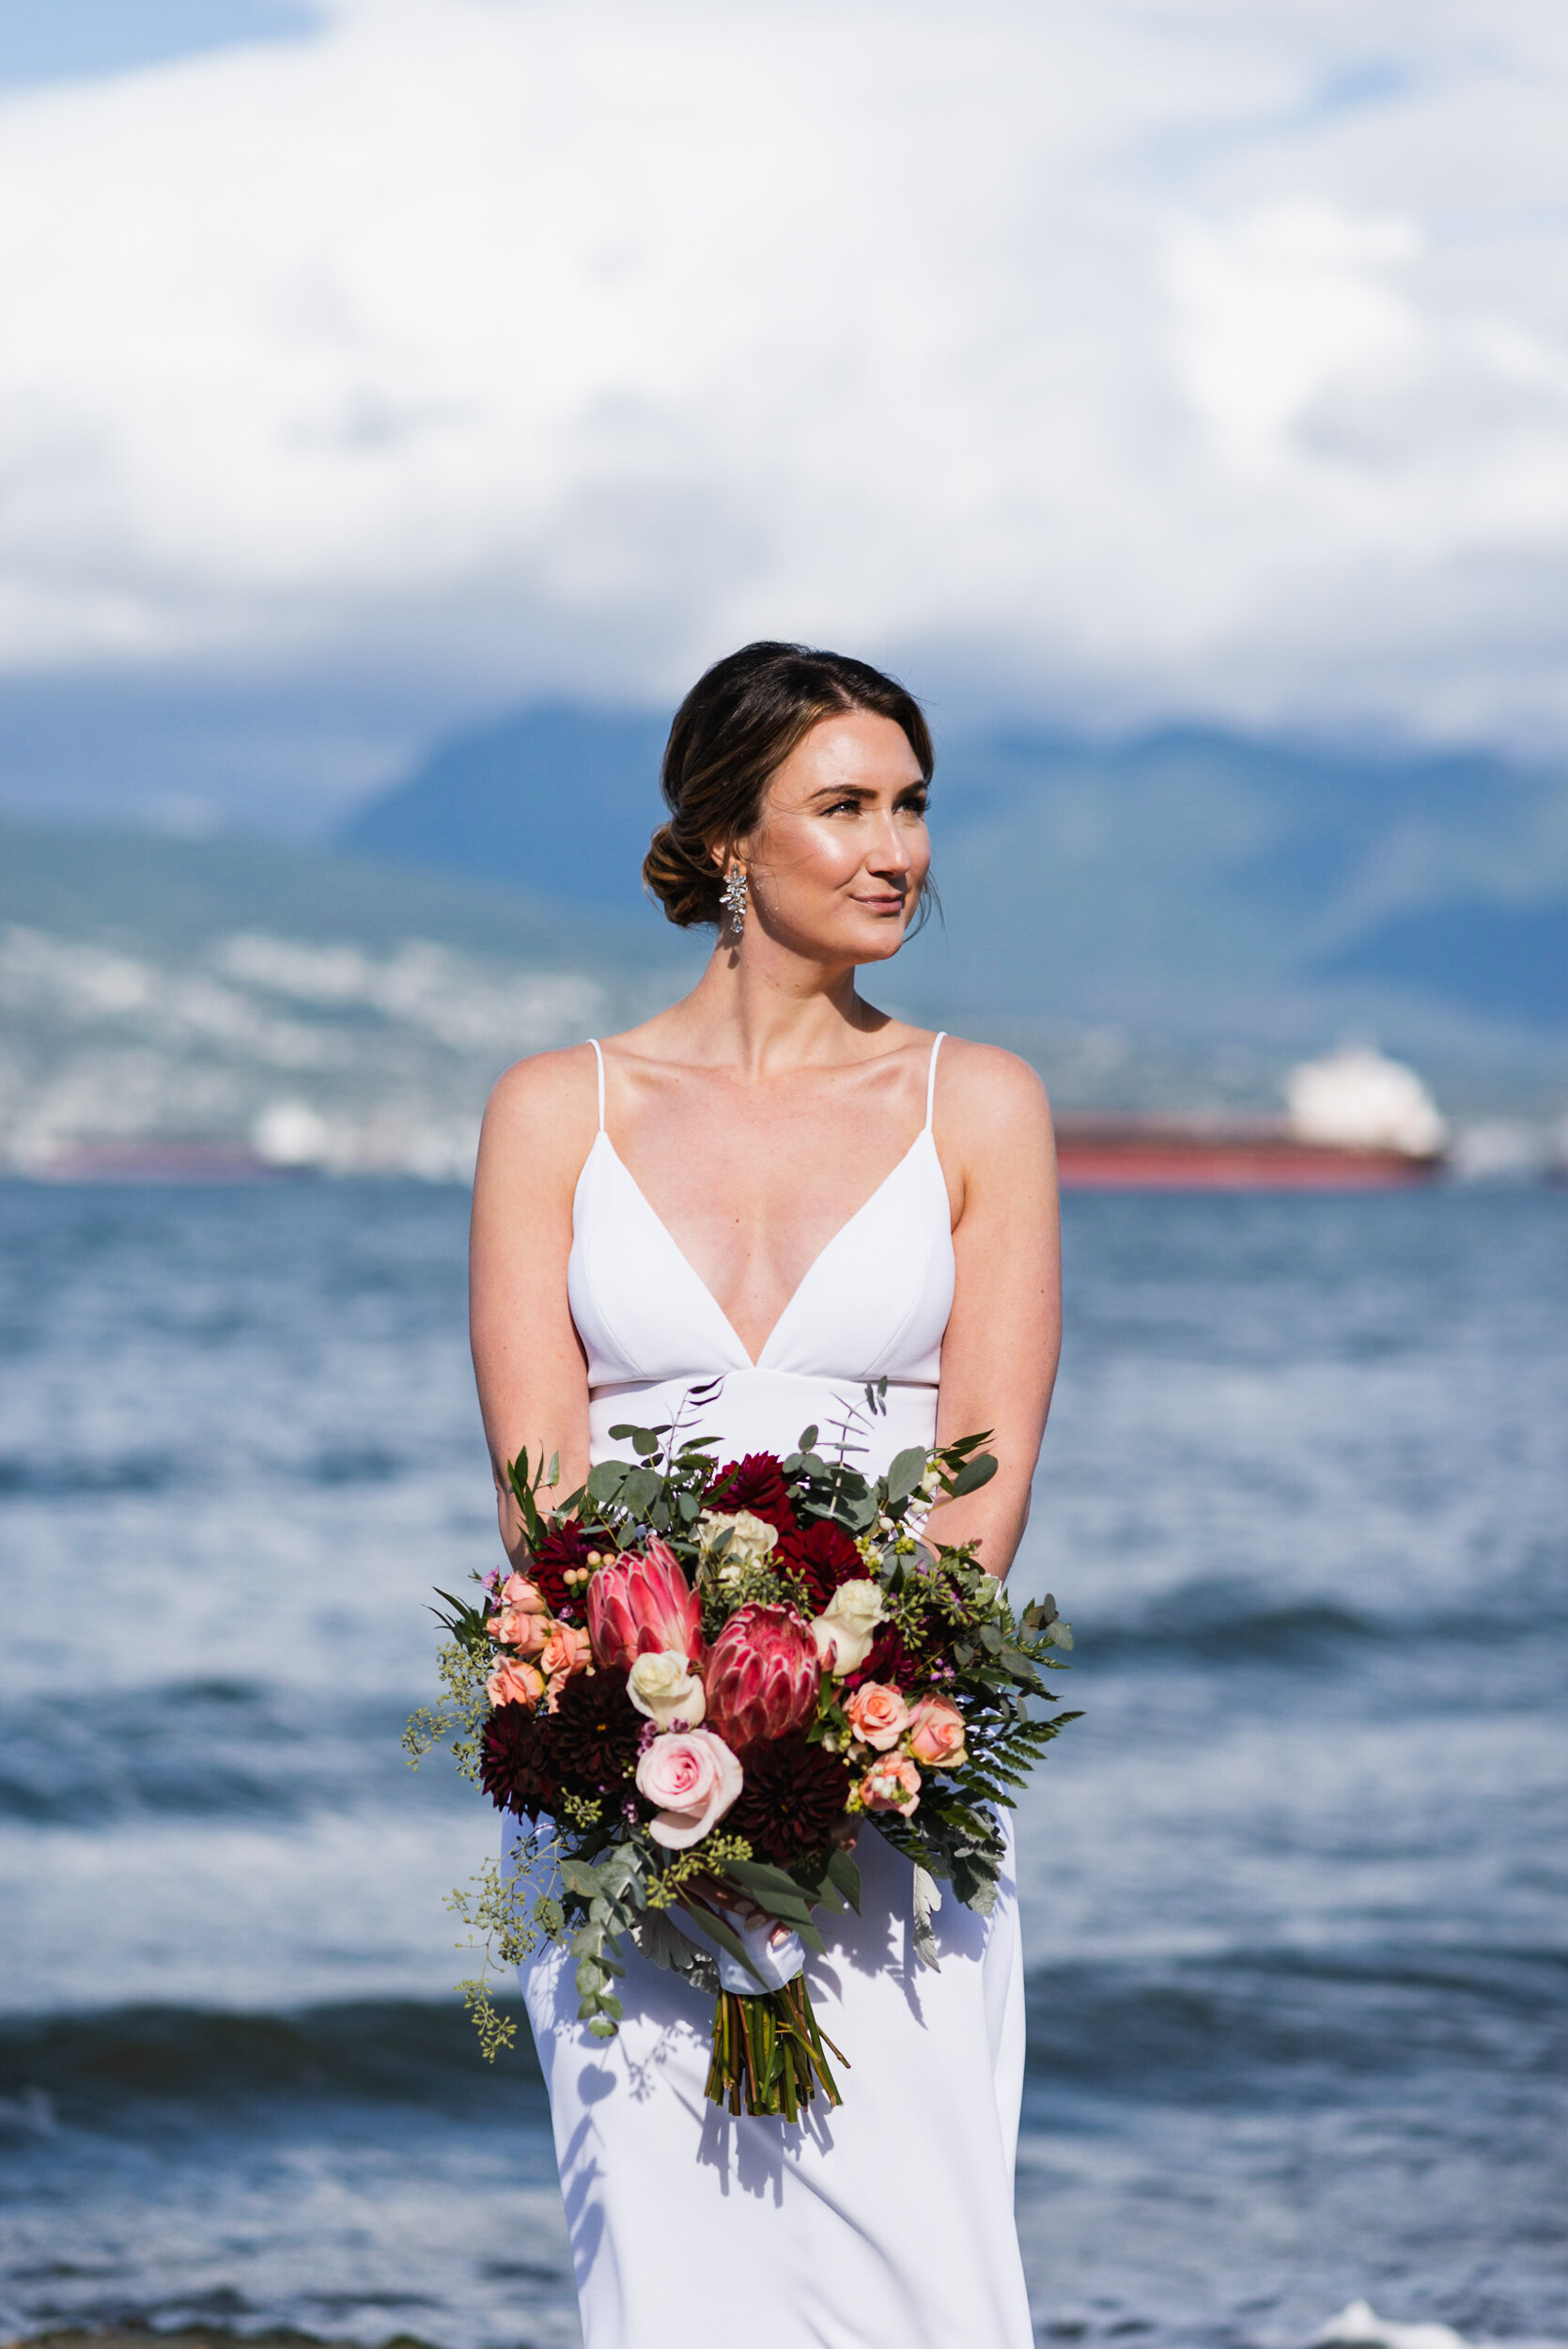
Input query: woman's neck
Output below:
<box><xmin>671</xmin><ymin>932</ymin><xmax>893</xmax><ymax>1077</ymax></box>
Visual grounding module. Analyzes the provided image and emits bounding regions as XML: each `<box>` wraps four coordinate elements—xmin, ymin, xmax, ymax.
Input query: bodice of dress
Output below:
<box><xmin>567</xmin><ymin>1035</ymin><xmax>955</xmax><ymax>1476</ymax></box>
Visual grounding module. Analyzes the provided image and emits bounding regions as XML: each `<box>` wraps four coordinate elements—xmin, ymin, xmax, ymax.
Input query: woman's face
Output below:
<box><xmin>737</xmin><ymin>711</ymin><xmax>931</xmax><ymax>965</ymax></box>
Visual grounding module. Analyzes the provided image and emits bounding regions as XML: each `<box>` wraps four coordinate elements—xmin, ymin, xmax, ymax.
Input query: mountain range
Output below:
<box><xmin>1</xmin><ymin>703</ymin><xmax>1560</xmax><ymax>1175</ymax></box>
<box><xmin>344</xmin><ymin>707</ymin><xmax>1565</xmax><ymax>1053</ymax></box>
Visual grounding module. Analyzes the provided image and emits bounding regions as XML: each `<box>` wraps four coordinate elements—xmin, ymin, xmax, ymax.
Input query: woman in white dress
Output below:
<box><xmin>470</xmin><ymin>642</ymin><xmax>1061</xmax><ymax>2349</ymax></box>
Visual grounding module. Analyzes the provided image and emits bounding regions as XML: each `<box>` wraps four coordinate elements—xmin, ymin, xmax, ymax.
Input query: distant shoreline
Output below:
<box><xmin>5</xmin><ymin>2330</ymin><xmax>433</xmax><ymax>2349</ymax></box>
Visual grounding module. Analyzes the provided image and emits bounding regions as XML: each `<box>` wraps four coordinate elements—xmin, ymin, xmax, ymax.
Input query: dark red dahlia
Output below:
<box><xmin>778</xmin><ymin>1520</ymin><xmax>864</xmax><ymax>1613</ymax></box>
<box><xmin>843</xmin><ymin>1622</ymin><xmax>922</xmax><ymax>1692</ymax></box>
<box><xmin>528</xmin><ymin>1518</ymin><xmax>595</xmax><ymax>1620</ymax></box>
<box><xmin>725</xmin><ymin>1733</ymin><xmax>852</xmax><ymax>1866</ymax></box>
<box><xmin>480</xmin><ymin>1703</ymin><xmax>557</xmax><ymax>1820</ymax></box>
<box><xmin>709</xmin><ymin>1454</ymin><xmax>797</xmax><ymax>1537</ymax></box>
<box><xmin>538</xmin><ymin>1667</ymin><xmax>643</xmax><ymax>1795</ymax></box>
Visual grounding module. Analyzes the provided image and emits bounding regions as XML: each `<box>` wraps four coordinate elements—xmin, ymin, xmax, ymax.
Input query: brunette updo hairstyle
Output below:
<box><xmin>643</xmin><ymin>641</ymin><xmax>935</xmax><ymax>928</ymax></box>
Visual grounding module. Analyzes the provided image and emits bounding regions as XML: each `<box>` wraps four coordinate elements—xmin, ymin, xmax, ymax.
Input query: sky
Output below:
<box><xmin>0</xmin><ymin>0</ymin><xmax>1564</xmax><ymax>829</ymax></box>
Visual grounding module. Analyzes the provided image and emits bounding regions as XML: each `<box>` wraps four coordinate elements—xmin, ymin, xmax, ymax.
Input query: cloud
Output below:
<box><xmin>0</xmin><ymin>0</ymin><xmax>1563</xmax><ymax>770</ymax></box>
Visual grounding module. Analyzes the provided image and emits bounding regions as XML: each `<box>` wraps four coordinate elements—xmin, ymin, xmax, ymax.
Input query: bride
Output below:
<box><xmin>469</xmin><ymin>641</ymin><xmax>1061</xmax><ymax>2349</ymax></box>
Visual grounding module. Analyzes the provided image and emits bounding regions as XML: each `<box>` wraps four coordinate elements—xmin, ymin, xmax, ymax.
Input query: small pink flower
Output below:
<box><xmin>634</xmin><ymin>1728</ymin><xmax>744</xmax><ymax>1849</ymax></box>
<box><xmin>845</xmin><ymin>1682</ymin><xmax>911</xmax><ymax>1752</ymax></box>
<box><xmin>906</xmin><ymin>1693</ymin><xmax>967</xmax><ymax>1770</ymax></box>
<box><xmin>486</xmin><ymin>1656</ymin><xmax>546</xmax><ymax>1709</ymax></box>
<box><xmin>859</xmin><ymin>1754</ymin><xmax>922</xmax><ymax>1817</ymax></box>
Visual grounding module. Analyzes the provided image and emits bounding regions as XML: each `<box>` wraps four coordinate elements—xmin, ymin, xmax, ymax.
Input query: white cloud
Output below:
<box><xmin>0</xmin><ymin>0</ymin><xmax>1563</xmax><ymax>758</ymax></box>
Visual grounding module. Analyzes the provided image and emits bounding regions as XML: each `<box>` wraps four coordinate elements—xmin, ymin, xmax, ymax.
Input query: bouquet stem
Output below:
<box><xmin>705</xmin><ymin>1977</ymin><xmax>847</xmax><ymax>2121</ymax></box>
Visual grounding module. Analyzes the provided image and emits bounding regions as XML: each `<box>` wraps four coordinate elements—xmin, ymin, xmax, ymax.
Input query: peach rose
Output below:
<box><xmin>540</xmin><ymin>1622</ymin><xmax>592</xmax><ymax>1709</ymax></box>
<box><xmin>635</xmin><ymin>1728</ymin><xmax>744</xmax><ymax>1849</ymax></box>
<box><xmin>859</xmin><ymin>1754</ymin><xmax>922</xmax><ymax>1817</ymax></box>
<box><xmin>486</xmin><ymin>1656</ymin><xmax>546</xmax><ymax>1709</ymax></box>
<box><xmin>845</xmin><ymin>1682</ymin><xmax>911</xmax><ymax>1752</ymax></box>
<box><xmin>906</xmin><ymin>1692</ymin><xmax>967</xmax><ymax>1770</ymax></box>
<box><xmin>489</xmin><ymin>1575</ymin><xmax>551</xmax><ymax>1654</ymax></box>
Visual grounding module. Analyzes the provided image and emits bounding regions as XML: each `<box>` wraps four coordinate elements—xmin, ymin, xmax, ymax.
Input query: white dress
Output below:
<box><xmin>513</xmin><ymin>1034</ymin><xmax>1032</xmax><ymax>2349</ymax></box>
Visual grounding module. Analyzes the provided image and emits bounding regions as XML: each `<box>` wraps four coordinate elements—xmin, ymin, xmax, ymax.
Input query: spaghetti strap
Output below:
<box><xmin>924</xmin><ymin>1032</ymin><xmax>946</xmax><ymax>1130</ymax></box>
<box><xmin>587</xmin><ymin>1038</ymin><xmax>606</xmax><ymax>1133</ymax></box>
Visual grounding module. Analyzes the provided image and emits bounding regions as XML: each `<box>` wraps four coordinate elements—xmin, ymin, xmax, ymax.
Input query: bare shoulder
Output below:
<box><xmin>477</xmin><ymin>1041</ymin><xmax>600</xmax><ymax>1194</ymax></box>
<box><xmin>933</xmin><ymin>1036</ymin><xmax>1054</xmax><ymax>1151</ymax></box>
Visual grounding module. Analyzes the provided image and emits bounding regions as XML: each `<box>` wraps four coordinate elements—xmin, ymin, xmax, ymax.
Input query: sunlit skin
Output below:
<box><xmin>470</xmin><ymin>707</ymin><xmax>1062</xmax><ymax>1581</ymax></box>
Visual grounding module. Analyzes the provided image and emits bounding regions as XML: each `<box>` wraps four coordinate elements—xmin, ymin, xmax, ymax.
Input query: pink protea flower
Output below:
<box><xmin>705</xmin><ymin>1603</ymin><xmax>821</xmax><ymax>1752</ymax></box>
<box><xmin>586</xmin><ymin>1538</ymin><xmax>705</xmax><ymax>1672</ymax></box>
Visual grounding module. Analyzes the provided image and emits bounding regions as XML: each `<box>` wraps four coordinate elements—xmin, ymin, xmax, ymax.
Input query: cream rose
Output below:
<box><xmin>698</xmin><ymin>1509</ymin><xmax>778</xmax><ymax>1578</ymax></box>
<box><xmin>635</xmin><ymin>1728</ymin><xmax>744</xmax><ymax>1849</ymax></box>
<box><xmin>810</xmin><ymin>1578</ymin><xmax>887</xmax><ymax>1676</ymax></box>
<box><xmin>627</xmin><ymin>1649</ymin><xmax>706</xmax><ymax>1731</ymax></box>
<box><xmin>906</xmin><ymin>1692</ymin><xmax>967</xmax><ymax>1769</ymax></box>
<box><xmin>845</xmin><ymin>1682</ymin><xmax>911</xmax><ymax>1751</ymax></box>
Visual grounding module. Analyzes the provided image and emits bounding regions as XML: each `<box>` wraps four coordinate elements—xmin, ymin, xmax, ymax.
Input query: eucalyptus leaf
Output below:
<box><xmin>949</xmin><ymin>1452</ymin><xmax>999</xmax><ymax>1498</ymax></box>
<box><xmin>826</xmin><ymin>1847</ymin><xmax>862</xmax><ymax>1912</ymax></box>
<box><xmin>885</xmin><ymin>1445</ymin><xmax>928</xmax><ymax>1502</ymax></box>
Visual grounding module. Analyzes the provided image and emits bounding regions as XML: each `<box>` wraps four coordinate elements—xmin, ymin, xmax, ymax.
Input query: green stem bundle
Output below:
<box><xmin>705</xmin><ymin>1978</ymin><xmax>847</xmax><ymax>2121</ymax></box>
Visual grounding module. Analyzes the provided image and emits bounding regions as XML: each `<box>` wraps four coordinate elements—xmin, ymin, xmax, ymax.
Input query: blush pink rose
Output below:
<box><xmin>486</xmin><ymin>1656</ymin><xmax>546</xmax><ymax>1709</ymax></box>
<box><xmin>906</xmin><ymin>1693</ymin><xmax>967</xmax><ymax>1769</ymax></box>
<box><xmin>845</xmin><ymin>1682</ymin><xmax>911</xmax><ymax>1752</ymax></box>
<box><xmin>634</xmin><ymin>1728</ymin><xmax>744</xmax><ymax>1849</ymax></box>
<box><xmin>858</xmin><ymin>1754</ymin><xmax>922</xmax><ymax>1817</ymax></box>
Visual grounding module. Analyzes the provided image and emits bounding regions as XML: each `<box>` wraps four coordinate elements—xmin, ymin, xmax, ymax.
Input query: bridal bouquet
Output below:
<box><xmin>408</xmin><ymin>1399</ymin><xmax>1077</xmax><ymax>2120</ymax></box>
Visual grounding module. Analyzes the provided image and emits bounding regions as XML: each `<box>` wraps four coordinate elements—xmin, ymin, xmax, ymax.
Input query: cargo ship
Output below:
<box><xmin>1054</xmin><ymin>1048</ymin><xmax>1449</xmax><ymax>1191</ymax></box>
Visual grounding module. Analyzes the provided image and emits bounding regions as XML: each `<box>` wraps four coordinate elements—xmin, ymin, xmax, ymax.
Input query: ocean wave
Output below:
<box><xmin>1022</xmin><ymin>1942</ymin><xmax>1567</xmax><ymax>2107</ymax></box>
<box><xmin>0</xmin><ymin>1685</ymin><xmax>433</xmax><ymax>1824</ymax></box>
<box><xmin>0</xmin><ymin>1450</ymin><xmax>182</xmax><ymax>1500</ymax></box>
<box><xmin>0</xmin><ymin>1998</ymin><xmax>545</xmax><ymax>2127</ymax></box>
<box><xmin>1072</xmin><ymin>1571</ymin><xmax>1568</xmax><ymax>1669</ymax></box>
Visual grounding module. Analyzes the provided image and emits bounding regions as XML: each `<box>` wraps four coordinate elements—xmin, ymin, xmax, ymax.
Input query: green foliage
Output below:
<box><xmin>403</xmin><ymin>1628</ymin><xmax>492</xmax><ymax>1785</ymax></box>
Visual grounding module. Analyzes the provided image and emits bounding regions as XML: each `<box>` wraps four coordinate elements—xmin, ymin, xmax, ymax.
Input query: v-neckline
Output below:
<box><xmin>593</xmin><ymin>1128</ymin><xmax>930</xmax><ymax>1371</ymax></box>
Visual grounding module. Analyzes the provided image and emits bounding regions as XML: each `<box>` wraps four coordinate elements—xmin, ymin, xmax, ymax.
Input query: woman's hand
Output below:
<box><xmin>678</xmin><ymin>1820</ymin><xmax>862</xmax><ymax>1947</ymax></box>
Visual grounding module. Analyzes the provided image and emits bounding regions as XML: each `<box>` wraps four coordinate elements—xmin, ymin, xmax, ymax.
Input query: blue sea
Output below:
<box><xmin>1</xmin><ymin>1180</ymin><xmax>1563</xmax><ymax>2349</ymax></box>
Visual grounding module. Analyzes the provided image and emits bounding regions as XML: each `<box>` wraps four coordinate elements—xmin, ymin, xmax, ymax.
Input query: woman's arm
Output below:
<box><xmin>922</xmin><ymin>1043</ymin><xmax>1061</xmax><ymax>1579</ymax></box>
<box><xmin>469</xmin><ymin>1046</ymin><xmax>599</xmax><ymax>1561</ymax></box>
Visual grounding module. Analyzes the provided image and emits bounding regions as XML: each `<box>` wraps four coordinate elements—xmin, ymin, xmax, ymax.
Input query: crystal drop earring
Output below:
<box><xmin>721</xmin><ymin>863</ymin><xmax>748</xmax><ymax>935</ymax></box>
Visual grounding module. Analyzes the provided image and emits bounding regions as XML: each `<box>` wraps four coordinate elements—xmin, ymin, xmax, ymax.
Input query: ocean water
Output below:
<box><xmin>0</xmin><ymin>1179</ymin><xmax>1563</xmax><ymax>2349</ymax></box>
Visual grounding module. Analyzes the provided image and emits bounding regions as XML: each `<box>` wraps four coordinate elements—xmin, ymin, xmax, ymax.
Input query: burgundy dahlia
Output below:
<box><xmin>480</xmin><ymin>1702</ymin><xmax>557</xmax><ymax>1820</ymax></box>
<box><xmin>539</xmin><ymin>1667</ymin><xmax>643</xmax><ymax>1795</ymax></box>
<box><xmin>725</xmin><ymin>1734</ymin><xmax>852</xmax><ymax>1865</ymax></box>
<box><xmin>705</xmin><ymin>1604</ymin><xmax>820</xmax><ymax>1750</ymax></box>
<box><xmin>528</xmin><ymin>1518</ymin><xmax>595</xmax><ymax>1620</ymax></box>
<box><xmin>778</xmin><ymin>1520</ymin><xmax>864</xmax><ymax>1614</ymax></box>
<box><xmin>709</xmin><ymin>1454</ymin><xmax>797</xmax><ymax>1537</ymax></box>
<box><xmin>844</xmin><ymin>1622</ymin><xmax>922</xmax><ymax>1692</ymax></box>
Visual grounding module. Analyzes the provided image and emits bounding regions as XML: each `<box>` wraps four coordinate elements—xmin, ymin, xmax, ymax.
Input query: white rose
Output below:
<box><xmin>810</xmin><ymin>1578</ymin><xmax>887</xmax><ymax>1676</ymax></box>
<box><xmin>698</xmin><ymin>1508</ymin><xmax>778</xmax><ymax>1579</ymax></box>
<box><xmin>626</xmin><ymin>1649</ymin><xmax>706</xmax><ymax>1730</ymax></box>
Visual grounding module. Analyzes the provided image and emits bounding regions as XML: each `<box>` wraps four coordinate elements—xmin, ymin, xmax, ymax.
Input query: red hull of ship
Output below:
<box><xmin>1054</xmin><ymin>1128</ymin><xmax>1443</xmax><ymax>1191</ymax></box>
